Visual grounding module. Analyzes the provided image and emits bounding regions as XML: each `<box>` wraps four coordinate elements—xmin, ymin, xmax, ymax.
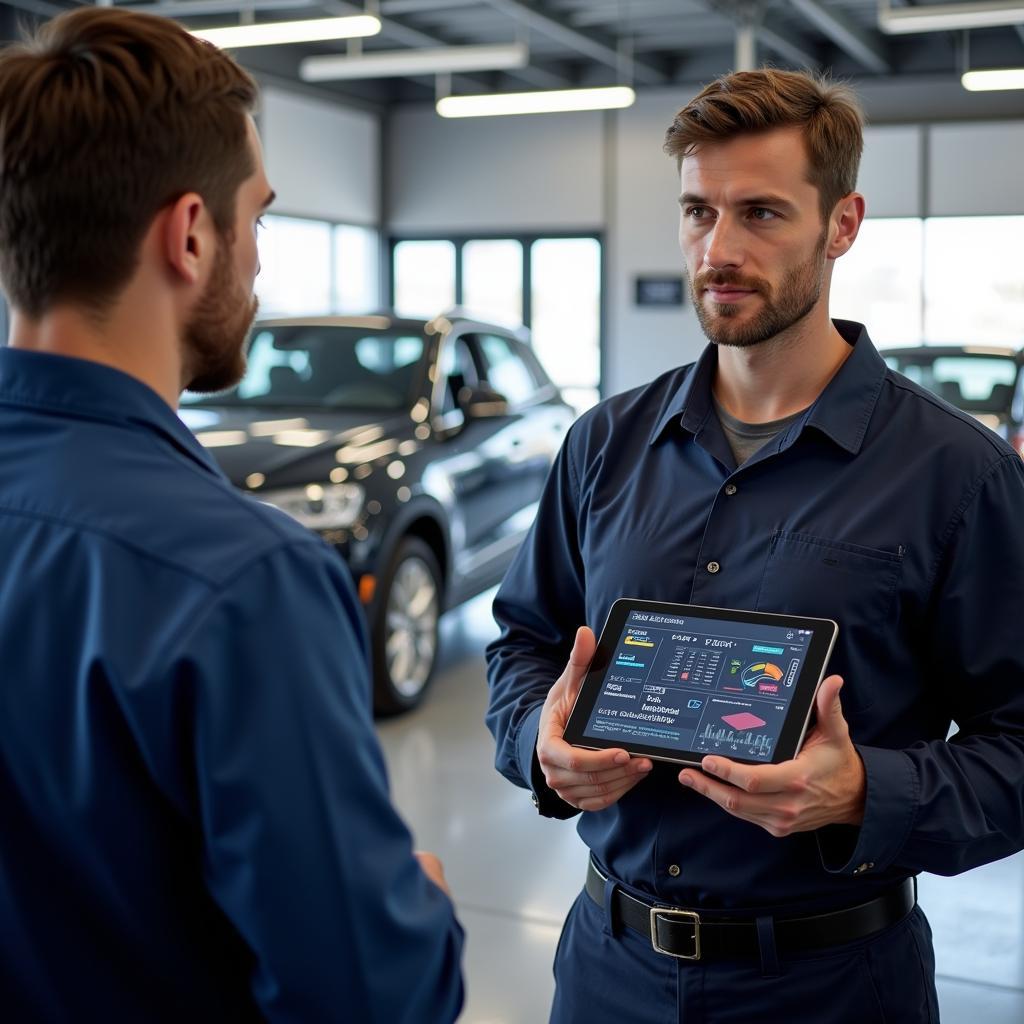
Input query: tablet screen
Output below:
<box><xmin>573</xmin><ymin>604</ymin><xmax>833</xmax><ymax>763</ymax></box>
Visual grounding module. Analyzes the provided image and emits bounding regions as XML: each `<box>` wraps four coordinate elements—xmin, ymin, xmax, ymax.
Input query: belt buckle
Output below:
<box><xmin>649</xmin><ymin>906</ymin><xmax>702</xmax><ymax>961</ymax></box>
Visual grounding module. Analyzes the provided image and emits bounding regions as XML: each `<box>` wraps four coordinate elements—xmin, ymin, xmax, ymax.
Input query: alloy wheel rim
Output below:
<box><xmin>385</xmin><ymin>555</ymin><xmax>439</xmax><ymax>699</ymax></box>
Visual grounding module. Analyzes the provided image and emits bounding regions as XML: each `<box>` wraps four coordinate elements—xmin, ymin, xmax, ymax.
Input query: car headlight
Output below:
<box><xmin>260</xmin><ymin>482</ymin><xmax>365</xmax><ymax>530</ymax></box>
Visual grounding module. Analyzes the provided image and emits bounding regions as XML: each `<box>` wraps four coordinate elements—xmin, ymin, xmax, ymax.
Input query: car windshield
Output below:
<box><xmin>884</xmin><ymin>353</ymin><xmax>1018</xmax><ymax>414</ymax></box>
<box><xmin>181</xmin><ymin>324</ymin><xmax>427</xmax><ymax>410</ymax></box>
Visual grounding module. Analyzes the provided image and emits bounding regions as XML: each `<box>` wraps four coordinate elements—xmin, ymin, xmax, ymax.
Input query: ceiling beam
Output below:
<box><xmin>482</xmin><ymin>0</ymin><xmax>669</xmax><ymax>85</ymax></box>
<box><xmin>1</xmin><ymin>0</ymin><xmax>66</xmax><ymax>17</ymax></box>
<box><xmin>787</xmin><ymin>0</ymin><xmax>892</xmax><ymax>73</ymax></box>
<box><xmin>758</xmin><ymin>19</ymin><xmax>820</xmax><ymax>68</ymax></box>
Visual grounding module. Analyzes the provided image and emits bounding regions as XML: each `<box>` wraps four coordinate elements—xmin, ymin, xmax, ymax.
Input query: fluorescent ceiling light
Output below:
<box><xmin>878</xmin><ymin>0</ymin><xmax>1024</xmax><ymax>34</ymax></box>
<box><xmin>301</xmin><ymin>42</ymin><xmax>528</xmax><ymax>82</ymax></box>
<box><xmin>962</xmin><ymin>67</ymin><xmax>1024</xmax><ymax>91</ymax></box>
<box><xmin>436</xmin><ymin>85</ymin><xmax>636</xmax><ymax>118</ymax></box>
<box><xmin>191</xmin><ymin>15</ymin><xmax>381</xmax><ymax>49</ymax></box>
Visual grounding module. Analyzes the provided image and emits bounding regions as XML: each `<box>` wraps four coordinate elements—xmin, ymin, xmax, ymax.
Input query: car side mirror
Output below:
<box><xmin>457</xmin><ymin>384</ymin><xmax>510</xmax><ymax>419</ymax></box>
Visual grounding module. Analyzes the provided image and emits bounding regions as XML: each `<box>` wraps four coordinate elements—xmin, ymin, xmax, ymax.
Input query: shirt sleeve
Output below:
<box><xmin>163</xmin><ymin>539</ymin><xmax>464</xmax><ymax>1023</ymax></box>
<box><xmin>819</xmin><ymin>453</ymin><xmax>1024</xmax><ymax>878</ymax></box>
<box><xmin>484</xmin><ymin>433</ymin><xmax>587</xmax><ymax>819</ymax></box>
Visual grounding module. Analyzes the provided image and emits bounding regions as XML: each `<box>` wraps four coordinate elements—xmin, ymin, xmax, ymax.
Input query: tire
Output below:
<box><xmin>371</xmin><ymin>536</ymin><xmax>442</xmax><ymax>715</ymax></box>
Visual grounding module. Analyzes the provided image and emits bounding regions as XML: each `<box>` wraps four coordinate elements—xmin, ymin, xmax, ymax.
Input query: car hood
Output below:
<box><xmin>178</xmin><ymin>406</ymin><xmax>412</xmax><ymax>486</ymax></box>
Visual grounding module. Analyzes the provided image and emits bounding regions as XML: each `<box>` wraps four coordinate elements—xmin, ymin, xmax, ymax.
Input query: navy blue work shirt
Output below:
<box><xmin>486</xmin><ymin>321</ymin><xmax>1024</xmax><ymax>912</ymax></box>
<box><xmin>0</xmin><ymin>348</ymin><xmax>463</xmax><ymax>1022</ymax></box>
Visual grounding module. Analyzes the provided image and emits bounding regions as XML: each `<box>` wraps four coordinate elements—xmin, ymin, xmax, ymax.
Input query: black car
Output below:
<box><xmin>881</xmin><ymin>344</ymin><xmax>1024</xmax><ymax>456</ymax></box>
<box><xmin>179</xmin><ymin>312</ymin><xmax>575</xmax><ymax>713</ymax></box>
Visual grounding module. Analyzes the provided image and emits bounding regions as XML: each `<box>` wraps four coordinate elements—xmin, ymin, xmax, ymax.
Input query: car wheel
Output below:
<box><xmin>372</xmin><ymin>537</ymin><xmax>442</xmax><ymax>715</ymax></box>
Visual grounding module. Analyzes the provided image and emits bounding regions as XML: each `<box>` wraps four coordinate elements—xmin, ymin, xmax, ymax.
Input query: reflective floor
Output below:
<box><xmin>376</xmin><ymin>593</ymin><xmax>1024</xmax><ymax>1023</ymax></box>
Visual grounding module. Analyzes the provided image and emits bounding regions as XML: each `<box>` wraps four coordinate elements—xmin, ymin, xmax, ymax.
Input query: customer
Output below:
<box><xmin>487</xmin><ymin>68</ymin><xmax>1024</xmax><ymax>1022</ymax></box>
<box><xmin>0</xmin><ymin>9</ymin><xmax>463</xmax><ymax>1021</ymax></box>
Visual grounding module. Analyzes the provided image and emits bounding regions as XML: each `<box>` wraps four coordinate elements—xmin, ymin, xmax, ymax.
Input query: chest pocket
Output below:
<box><xmin>755</xmin><ymin>531</ymin><xmax>903</xmax><ymax>714</ymax></box>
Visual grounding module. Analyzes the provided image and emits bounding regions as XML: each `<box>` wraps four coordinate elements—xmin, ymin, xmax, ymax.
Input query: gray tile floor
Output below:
<box><xmin>376</xmin><ymin>592</ymin><xmax>1024</xmax><ymax>1023</ymax></box>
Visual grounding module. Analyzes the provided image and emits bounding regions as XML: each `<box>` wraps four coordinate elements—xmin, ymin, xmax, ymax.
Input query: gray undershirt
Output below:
<box><xmin>713</xmin><ymin>396</ymin><xmax>807</xmax><ymax>466</ymax></box>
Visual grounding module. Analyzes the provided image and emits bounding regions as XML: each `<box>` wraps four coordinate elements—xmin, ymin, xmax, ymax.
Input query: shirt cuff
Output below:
<box><xmin>816</xmin><ymin>744</ymin><xmax>919</xmax><ymax>877</ymax></box>
<box><xmin>515</xmin><ymin>703</ymin><xmax>579</xmax><ymax>820</ymax></box>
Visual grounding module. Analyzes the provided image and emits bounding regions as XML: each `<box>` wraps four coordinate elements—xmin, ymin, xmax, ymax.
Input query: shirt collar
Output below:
<box><xmin>648</xmin><ymin>320</ymin><xmax>886</xmax><ymax>456</ymax></box>
<box><xmin>0</xmin><ymin>347</ymin><xmax>225</xmax><ymax>477</ymax></box>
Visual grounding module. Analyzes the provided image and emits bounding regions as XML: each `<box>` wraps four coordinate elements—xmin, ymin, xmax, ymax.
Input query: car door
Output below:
<box><xmin>469</xmin><ymin>331</ymin><xmax>571</xmax><ymax>550</ymax></box>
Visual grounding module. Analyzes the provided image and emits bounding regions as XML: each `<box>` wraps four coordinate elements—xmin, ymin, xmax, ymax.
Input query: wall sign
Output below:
<box><xmin>635</xmin><ymin>275</ymin><xmax>685</xmax><ymax>307</ymax></box>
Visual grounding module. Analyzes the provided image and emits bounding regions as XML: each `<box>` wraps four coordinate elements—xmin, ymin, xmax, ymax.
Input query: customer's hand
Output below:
<box><xmin>677</xmin><ymin>675</ymin><xmax>866</xmax><ymax>837</ymax></box>
<box><xmin>415</xmin><ymin>851</ymin><xmax>452</xmax><ymax>897</ymax></box>
<box><xmin>536</xmin><ymin>626</ymin><xmax>653</xmax><ymax>812</ymax></box>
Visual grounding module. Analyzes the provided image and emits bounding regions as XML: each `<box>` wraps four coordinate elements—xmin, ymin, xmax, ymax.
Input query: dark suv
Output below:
<box><xmin>180</xmin><ymin>312</ymin><xmax>575</xmax><ymax>713</ymax></box>
<box><xmin>882</xmin><ymin>344</ymin><xmax>1024</xmax><ymax>457</ymax></box>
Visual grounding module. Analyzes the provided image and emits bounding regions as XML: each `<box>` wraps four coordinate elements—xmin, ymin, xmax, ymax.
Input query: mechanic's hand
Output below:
<box><xmin>677</xmin><ymin>675</ymin><xmax>866</xmax><ymax>837</ymax></box>
<box><xmin>537</xmin><ymin>625</ymin><xmax>653</xmax><ymax>812</ymax></box>
<box><xmin>415</xmin><ymin>851</ymin><xmax>452</xmax><ymax>897</ymax></box>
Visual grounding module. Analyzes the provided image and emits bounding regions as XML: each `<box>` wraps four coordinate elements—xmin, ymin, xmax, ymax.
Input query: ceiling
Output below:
<box><xmin>2</xmin><ymin>0</ymin><xmax>1024</xmax><ymax>112</ymax></box>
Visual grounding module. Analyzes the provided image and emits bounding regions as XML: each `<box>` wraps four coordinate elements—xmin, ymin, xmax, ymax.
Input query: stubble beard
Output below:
<box><xmin>183</xmin><ymin>233</ymin><xmax>259</xmax><ymax>395</ymax></box>
<box><xmin>690</xmin><ymin>231</ymin><xmax>828</xmax><ymax>350</ymax></box>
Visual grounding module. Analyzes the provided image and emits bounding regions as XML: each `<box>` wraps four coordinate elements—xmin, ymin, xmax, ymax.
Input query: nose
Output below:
<box><xmin>702</xmin><ymin>216</ymin><xmax>744</xmax><ymax>272</ymax></box>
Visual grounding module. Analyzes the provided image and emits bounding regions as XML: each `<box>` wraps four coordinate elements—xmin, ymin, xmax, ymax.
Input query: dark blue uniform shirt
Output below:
<box><xmin>487</xmin><ymin>321</ymin><xmax>1024</xmax><ymax>912</ymax></box>
<box><xmin>0</xmin><ymin>347</ymin><xmax>463</xmax><ymax>1022</ymax></box>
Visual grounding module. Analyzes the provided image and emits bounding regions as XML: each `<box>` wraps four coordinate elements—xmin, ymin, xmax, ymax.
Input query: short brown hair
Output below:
<box><xmin>663</xmin><ymin>69</ymin><xmax>864</xmax><ymax>222</ymax></box>
<box><xmin>0</xmin><ymin>7</ymin><xmax>258</xmax><ymax>318</ymax></box>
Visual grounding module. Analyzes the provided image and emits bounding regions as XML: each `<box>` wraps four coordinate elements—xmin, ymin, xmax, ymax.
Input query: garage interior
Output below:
<box><xmin>1</xmin><ymin>0</ymin><xmax>1023</xmax><ymax>1020</ymax></box>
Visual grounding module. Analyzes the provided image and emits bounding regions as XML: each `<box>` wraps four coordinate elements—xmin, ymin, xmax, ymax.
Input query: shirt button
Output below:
<box><xmin>853</xmin><ymin>861</ymin><xmax>875</xmax><ymax>875</ymax></box>
<box><xmin>724</xmin><ymin>484</ymin><xmax>737</xmax><ymax>496</ymax></box>
<box><xmin>668</xmin><ymin>864</ymin><xmax>681</xmax><ymax>877</ymax></box>
<box><xmin>707</xmin><ymin>561</ymin><xmax>721</xmax><ymax>574</ymax></box>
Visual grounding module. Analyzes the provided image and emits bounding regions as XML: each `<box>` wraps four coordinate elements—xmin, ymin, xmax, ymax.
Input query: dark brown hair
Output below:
<box><xmin>663</xmin><ymin>69</ymin><xmax>864</xmax><ymax>222</ymax></box>
<box><xmin>0</xmin><ymin>6</ymin><xmax>258</xmax><ymax>318</ymax></box>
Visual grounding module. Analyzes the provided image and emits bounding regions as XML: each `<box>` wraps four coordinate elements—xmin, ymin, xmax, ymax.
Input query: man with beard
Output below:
<box><xmin>486</xmin><ymin>70</ymin><xmax>1024</xmax><ymax>1022</ymax></box>
<box><xmin>0</xmin><ymin>9</ymin><xmax>463</xmax><ymax>1022</ymax></box>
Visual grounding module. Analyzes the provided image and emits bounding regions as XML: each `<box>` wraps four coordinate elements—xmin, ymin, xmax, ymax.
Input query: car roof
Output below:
<box><xmin>881</xmin><ymin>344</ymin><xmax>1023</xmax><ymax>361</ymax></box>
<box><xmin>253</xmin><ymin>310</ymin><xmax>531</xmax><ymax>344</ymax></box>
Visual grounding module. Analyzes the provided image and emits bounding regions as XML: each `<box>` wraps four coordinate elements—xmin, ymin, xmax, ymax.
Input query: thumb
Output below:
<box><xmin>562</xmin><ymin>626</ymin><xmax>596</xmax><ymax>700</ymax></box>
<box><xmin>814</xmin><ymin>674</ymin><xmax>847</xmax><ymax>737</ymax></box>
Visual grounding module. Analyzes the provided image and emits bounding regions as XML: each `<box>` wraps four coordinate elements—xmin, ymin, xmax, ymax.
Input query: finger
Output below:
<box><xmin>538</xmin><ymin>733</ymin><xmax>630</xmax><ymax>774</ymax></box>
<box><xmin>679</xmin><ymin>768</ymin><xmax>755</xmax><ymax>816</ymax></box>
<box><xmin>561</xmin><ymin>626</ymin><xmax>597</xmax><ymax>703</ymax></box>
<box><xmin>571</xmin><ymin>773</ymin><xmax>649</xmax><ymax>812</ymax></box>
<box><xmin>698</xmin><ymin>756</ymin><xmax>792</xmax><ymax>794</ymax></box>
<box><xmin>813</xmin><ymin>674</ymin><xmax>847</xmax><ymax>740</ymax></box>
<box><xmin>545</xmin><ymin>758</ymin><xmax>652</xmax><ymax>791</ymax></box>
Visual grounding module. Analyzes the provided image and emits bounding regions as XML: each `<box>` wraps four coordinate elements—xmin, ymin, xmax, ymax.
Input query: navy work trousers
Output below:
<box><xmin>550</xmin><ymin>887</ymin><xmax>940</xmax><ymax>1023</ymax></box>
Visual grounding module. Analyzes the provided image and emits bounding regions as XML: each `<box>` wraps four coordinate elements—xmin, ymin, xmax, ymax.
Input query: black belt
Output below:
<box><xmin>586</xmin><ymin>858</ymin><xmax>916</xmax><ymax>961</ymax></box>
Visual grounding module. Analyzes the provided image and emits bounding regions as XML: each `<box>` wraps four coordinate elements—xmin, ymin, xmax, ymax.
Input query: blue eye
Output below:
<box><xmin>750</xmin><ymin>208</ymin><xmax>777</xmax><ymax>221</ymax></box>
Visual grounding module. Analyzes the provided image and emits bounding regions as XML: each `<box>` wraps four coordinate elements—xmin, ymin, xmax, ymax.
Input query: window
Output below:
<box><xmin>830</xmin><ymin>218</ymin><xmax>923</xmax><ymax>348</ymax></box>
<box><xmin>394</xmin><ymin>240</ymin><xmax>456</xmax><ymax>318</ymax></box>
<box><xmin>462</xmin><ymin>240</ymin><xmax>523</xmax><ymax>328</ymax></box>
<box><xmin>391</xmin><ymin>233</ymin><xmax>603</xmax><ymax>414</ymax></box>
<box><xmin>923</xmin><ymin>217</ymin><xmax>1024</xmax><ymax>345</ymax></box>
<box><xmin>257</xmin><ymin>216</ymin><xmax>333</xmax><ymax>316</ymax></box>
<box><xmin>183</xmin><ymin>324</ymin><xmax>425</xmax><ymax>411</ymax></box>
<box><xmin>439</xmin><ymin>336</ymin><xmax>480</xmax><ymax>415</ymax></box>
<box><xmin>334</xmin><ymin>225</ymin><xmax>380</xmax><ymax>313</ymax></box>
<box><xmin>476</xmin><ymin>334</ymin><xmax>538</xmax><ymax>406</ymax></box>
<box><xmin>256</xmin><ymin>215</ymin><xmax>381</xmax><ymax>317</ymax></box>
<box><xmin>531</xmin><ymin>238</ymin><xmax>601</xmax><ymax>413</ymax></box>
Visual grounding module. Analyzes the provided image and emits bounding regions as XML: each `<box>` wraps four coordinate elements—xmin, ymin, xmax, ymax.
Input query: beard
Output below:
<box><xmin>689</xmin><ymin>231</ymin><xmax>828</xmax><ymax>349</ymax></box>
<box><xmin>183</xmin><ymin>233</ymin><xmax>259</xmax><ymax>394</ymax></box>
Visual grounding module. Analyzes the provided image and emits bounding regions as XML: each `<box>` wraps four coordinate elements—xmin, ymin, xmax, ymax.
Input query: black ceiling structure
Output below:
<box><xmin>2</xmin><ymin>0</ymin><xmax>1024</xmax><ymax>115</ymax></box>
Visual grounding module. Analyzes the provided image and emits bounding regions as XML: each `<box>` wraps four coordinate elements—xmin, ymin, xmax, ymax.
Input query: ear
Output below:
<box><xmin>162</xmin><ymin>192</ymin><xmax>212</xmax><ymax>286</ymax></box>
<box><xmin>826</xmin><ymin>192</ymin><xmax>865</xmax><ymax>260</ymax></box>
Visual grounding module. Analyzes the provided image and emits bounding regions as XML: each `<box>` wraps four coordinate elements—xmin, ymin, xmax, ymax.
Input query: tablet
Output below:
<box><xmin>563</xmin><ymin>599</ymin><xmax>838</xmax><ymax>767</ymax></box>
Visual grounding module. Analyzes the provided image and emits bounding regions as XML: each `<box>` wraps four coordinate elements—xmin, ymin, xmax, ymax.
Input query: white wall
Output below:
<box><xmin>387</xmin><ymin>105</ymin><xmax>605</xmax><ymax>233</ymax></box>
<box><xmin>386</xmin><ymin>88</ymin><xmax>1024</xmax><ymax>397</ymax></box>
<box><xmin>259</xmin><ymin>86</ymin><xmax>380</xmax><ymax>225</ymax></box>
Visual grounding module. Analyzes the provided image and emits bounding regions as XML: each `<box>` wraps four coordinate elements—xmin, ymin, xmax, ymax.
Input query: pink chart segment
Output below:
<box><xmin>721</xmin><ymin>712</ymin><xmax>767</xmax><ymax>731</ymax></box>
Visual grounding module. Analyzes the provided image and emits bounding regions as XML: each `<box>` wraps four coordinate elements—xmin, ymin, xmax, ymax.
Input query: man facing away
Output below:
<box><xmin>487</xmin><ymin>69</ymin><xmax>1024</xmax><ymax>1022</ymax></box>
<box><xmin>0</xmin><ymin>9</ymin><xmax>463</xmax><ymax>1021</ymax></box>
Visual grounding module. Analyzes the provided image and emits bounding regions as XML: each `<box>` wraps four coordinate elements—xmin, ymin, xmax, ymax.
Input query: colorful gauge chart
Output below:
<box><xmin>741</xmin><ymin>661</ymin><xmax>784</xmax><ymax>688</ymax></box>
